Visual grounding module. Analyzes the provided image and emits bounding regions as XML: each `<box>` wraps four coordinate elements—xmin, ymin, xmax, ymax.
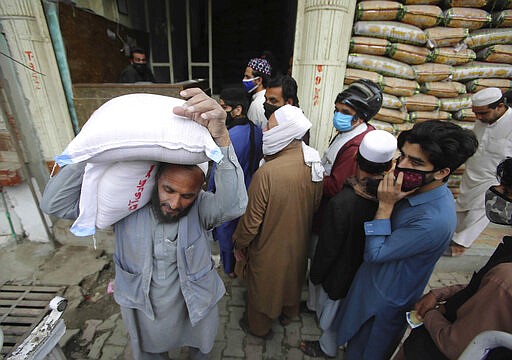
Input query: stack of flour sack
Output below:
<box><xmin>345</xmin><ymin>0</ymin><xmax>512</xmax><ymax>135</ymax></box>
<box><xmin>53</xmin><ymin>93</ymin><xmax>223</xmax><ymax>237</ymax></box>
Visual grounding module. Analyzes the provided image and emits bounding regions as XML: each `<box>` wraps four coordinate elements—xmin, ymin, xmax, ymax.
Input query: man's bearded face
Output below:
<box><xmin>151</xmin><ymin>164</ymin><xmax>203</xmax><ymax>223</ymax></box>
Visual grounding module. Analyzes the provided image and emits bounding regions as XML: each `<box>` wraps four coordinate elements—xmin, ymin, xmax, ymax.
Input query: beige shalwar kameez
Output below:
<box><xmin>233</xmin><ymin>140</ymin><xmax>323</xmax><ymax>335</ymax></box>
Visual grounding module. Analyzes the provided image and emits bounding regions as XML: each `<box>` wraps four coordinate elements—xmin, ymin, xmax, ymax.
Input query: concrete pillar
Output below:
<box><xmin>292</xmin><ymin>0</ymin><xmax>356</xmax><ymax>154</ymax></box>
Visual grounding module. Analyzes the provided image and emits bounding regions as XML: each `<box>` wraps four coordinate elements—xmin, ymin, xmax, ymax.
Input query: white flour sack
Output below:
<box><xmin>55</xmin><ymin>93</ymin><xmax>223</xmax><ymax>166</ymax></box>
<box><xmin>60</xmin><ymin>93</ymin><xmax>221</xmax><ymax>237</ymax></box>
<box><xmin>70</xmin><ymin>160</ymin><xmax>159</xmax><ymax>237</ymax></box>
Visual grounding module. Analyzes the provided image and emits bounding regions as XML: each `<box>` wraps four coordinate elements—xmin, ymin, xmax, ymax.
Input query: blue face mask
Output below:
<box><xmin>242</xmin><ymin>77</ymin><xmax>259</xmax><ymax>93</ymax></box>
<box><xmin>333</xmin><ymin>112</ymin><xmax>353</xmax><ymax>132</ymax></box>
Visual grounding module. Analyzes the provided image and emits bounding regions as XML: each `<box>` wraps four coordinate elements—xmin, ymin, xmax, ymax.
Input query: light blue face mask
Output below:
<box><xmin>333</xmin><ymin>112</ymin><xmax>353</xmax><ymax>132</ymax></box>
<box><xmin>242</xmin><ymin>77</ymin><xmax>259</xmax><ymax>93</ymax></box>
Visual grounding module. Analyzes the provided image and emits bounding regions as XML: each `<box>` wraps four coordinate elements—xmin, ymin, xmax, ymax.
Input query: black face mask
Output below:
<box><xmin>394</xmin><ymin>166</ymin><xmax>437</xmax><ymax>192</ymax></box>
<box><xmin>225</xmin><ymin>111</ymin><xmax>233</xmax><ymax>127</ymax></box>
<box><xmin>364</xmin><ymin>177</ymin><xmax>382</xmax><ymax>198</ymax></box>
<box><xmin>133</xmin><ymin>63</ymin><xmax>147</xmax><ymax>74</ymax></box>
<box><xmin>264</xmin><ymin>102</ymin><xmax>280</xmax><ymax>120</ymax></box>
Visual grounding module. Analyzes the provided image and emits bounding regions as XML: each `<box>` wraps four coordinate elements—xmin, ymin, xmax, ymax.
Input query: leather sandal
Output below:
<box><xmin>300</xmin><ymin>300</ymin><xmax>316</xmax><ymax>314</ymax></box>
<box><xmin>299</xmin><ymin>340</ymin><xmax>335</xmax><ymax>358</ymax></box>
<box><xmin>442</xmin><ymin>241</ymin><xmax>467</xmax><ymax>257</ymax></box>
<box><xmin>278</xmin><ymin>313</ymin><xmax>292</xmax><ymax>326</ymax></box>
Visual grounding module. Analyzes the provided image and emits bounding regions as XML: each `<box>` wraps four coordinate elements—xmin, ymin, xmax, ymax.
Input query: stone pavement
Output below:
<box><xmin>0</xmin><ymin>221</ymin><xmax>508</xmax><ymax>359</ymax></box>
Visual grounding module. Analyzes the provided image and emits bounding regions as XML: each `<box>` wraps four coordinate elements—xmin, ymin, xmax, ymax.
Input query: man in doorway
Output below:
<box><xmin>243</xmin><ymin>57</ymin><xmax>272</xmax><ymax>129</ymax></box>
<box><xmin>333</xmin><ymin>120</ymin><xmax>478</xmax><ymax>359</ymax></box>
<box><xmin>449</xmin><ymin>87</ymin><xmax>512</xmax><ymax>256</ymax></box>
<box><xmin>41</xmin><ymin>88</ymin><xmax>247</xmax><ymax>359</ymax></box>
<box><xmin>119</xmin><ymin>47</ymin><xmax>155</xmax><ymax>83</ymax></box>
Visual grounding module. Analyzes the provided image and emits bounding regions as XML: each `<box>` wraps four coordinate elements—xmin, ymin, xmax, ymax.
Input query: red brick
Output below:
<box><xmin>0</xmin><ymin>132</ymin><xmax>14</xmax><ymax>152</ymax></box>
<box><xmin>0</xmin><ymin>168</ymin><xmax>23</xmax><ymax>187</ymax></box>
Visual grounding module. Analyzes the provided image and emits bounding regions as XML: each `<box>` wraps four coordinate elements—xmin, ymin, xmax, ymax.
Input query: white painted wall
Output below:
<box><xmin>0</xmin><ymin>190</ymin><xmax>20</xmax><ymax>247</ymax></box>
<box><xmin>4</xmin><ymin>182</ymin><xmax>50</xmax><ymax>244</ymax></box>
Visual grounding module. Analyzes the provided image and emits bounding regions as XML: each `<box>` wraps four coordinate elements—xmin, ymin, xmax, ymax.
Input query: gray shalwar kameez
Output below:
<box><xmin>120</xmin><ymin>219</ymin><xmax>219</xmax><ymax>356</ymax></box>
<box><xmin>40</xmin><ymin>145</ymin><xmax>247</xmax><ymax>360</ymax></box>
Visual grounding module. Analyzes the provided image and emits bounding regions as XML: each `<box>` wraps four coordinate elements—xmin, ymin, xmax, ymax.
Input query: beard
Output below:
<box><xmin>150</xmin><ymin>187</ymin><xmax>192</xmax><ymax>223</ymax></box>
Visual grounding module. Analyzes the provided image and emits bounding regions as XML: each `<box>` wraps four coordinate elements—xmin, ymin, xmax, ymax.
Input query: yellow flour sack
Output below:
<box><xmin>400</xmin><ymin>5</ymin><xmax>443</xmax><ymax>28</ymax></box>
<box><xmin>381</xmin><ymin>76</ymin><xmax>420</xmax><ymax>96</ymax></box>
<box><xmin>420</xmin><ymin>81</ymin><xmax>467</xmax><ymax>98</ymax></box>
<box><xmin>443</xmin><ymin>8</ymin><xmax>491</xmax><ymax>30</ymax></box>
<box><xmin>424</xmin><ymin>27</ymin><xmax>469</xmax><ymax>48</ymax></box>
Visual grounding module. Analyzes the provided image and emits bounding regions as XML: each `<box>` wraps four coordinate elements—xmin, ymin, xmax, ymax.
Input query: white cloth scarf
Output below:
<box><xmin>261</xmin><ymin>105</ymin><xmax>324</xmax><ymax>182</ymax></box>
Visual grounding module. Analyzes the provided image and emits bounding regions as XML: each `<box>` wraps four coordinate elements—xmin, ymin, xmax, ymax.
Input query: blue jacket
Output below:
<box><xmin>208</xmin><ymin>119</ymin><xmax>262</xmax><ymax>255</ymax></box>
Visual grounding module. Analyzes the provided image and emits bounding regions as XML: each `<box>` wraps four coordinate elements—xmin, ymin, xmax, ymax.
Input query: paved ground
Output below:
<box><xmin>0</xmin><ymin>220</ymin><xmax>508</xmax><ymax>359</ymax></box>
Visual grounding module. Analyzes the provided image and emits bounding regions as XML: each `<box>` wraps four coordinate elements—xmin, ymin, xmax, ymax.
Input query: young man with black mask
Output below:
<box><xmin>119</xmin><ymin>47</ymin><xmax>155</xmax><ymax>83</ymax></box>
<box><xmin>262</xmin><ymin>74</ymin><xmax>310</xmax><ymax>144</ymax></box>
<box><xmin>208</xmin><ymin>87</ymin><xmax>263</xmax><ymax>278</ymax></box>
<box><xmin>263</xmin><ymin>74</ymin><xmax>300</xmax><ymax>117</ymax></box>
<box><xmin>332</xmin><ymin>120</ymin><xmax>478</xmax><ymax>360</ymax></box>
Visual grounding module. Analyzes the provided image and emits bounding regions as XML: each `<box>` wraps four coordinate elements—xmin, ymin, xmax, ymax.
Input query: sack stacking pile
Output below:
<box><xmin>344</xmin><ymin>0</ymin><xmax>512</xmax><ymax>197</ymax></box>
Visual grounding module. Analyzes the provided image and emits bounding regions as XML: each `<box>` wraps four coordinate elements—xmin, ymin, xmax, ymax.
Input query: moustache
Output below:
<box><xmin>160</xmin><ymin>202</ymin><xmax>176</xmax><ymax>211</ymax></box>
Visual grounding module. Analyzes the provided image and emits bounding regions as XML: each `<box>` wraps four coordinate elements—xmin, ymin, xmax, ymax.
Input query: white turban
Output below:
<box><xmin>262</xmin><ymin>105</ymin><xmax>311</xmax><ymax>155</ymax></box>
<box><xmin>261</xmin><ymin>105</ymin><xmax>324</xmax><ymax>181</ymax></box>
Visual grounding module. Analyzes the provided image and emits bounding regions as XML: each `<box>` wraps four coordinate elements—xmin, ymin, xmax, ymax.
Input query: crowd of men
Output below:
<box><xmin>41</xmin><ymin>54</ymin><xmax>512</xmax><ymax>359</ymax></box>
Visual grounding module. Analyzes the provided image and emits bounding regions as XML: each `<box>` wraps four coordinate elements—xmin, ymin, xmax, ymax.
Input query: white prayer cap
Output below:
<box><xmin>197</xmin><ymin>162</ymin><xmax>209</xmax><ymax>175</ymax></box>
<box><xmin>472</xmin><ymin>87</ymin><xmax>503</xmax><ymax>107</ymax></box>
<box><xmin>359</xmin><ymin>130</ymin><xmax>397</xmax><ymax>163</ymax></box>
<box><xmin>273</xmin><ymin>104</ymin><xmax>312</xmax><ymax>138</ymax></box>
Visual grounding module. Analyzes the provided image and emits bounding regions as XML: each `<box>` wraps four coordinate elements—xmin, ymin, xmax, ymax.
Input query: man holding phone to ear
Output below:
<box><xmin>332</xmin><ymin>120</ymin><xmax>478</xmax><ymax>360</ymax></box>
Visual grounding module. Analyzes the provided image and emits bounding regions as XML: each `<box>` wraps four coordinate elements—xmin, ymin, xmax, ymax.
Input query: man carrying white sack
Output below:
<box><xmin>448</xmin><ymin>87</ymin><xmax>512</xmax><ymax>256</ymax></box>
<box><xmin>40</xmin><ymin>88</ymin><xmax>248</xmax><ymax>360</ymax></box>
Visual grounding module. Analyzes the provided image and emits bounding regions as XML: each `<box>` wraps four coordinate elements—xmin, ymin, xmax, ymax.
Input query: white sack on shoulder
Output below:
<box><xmin>96</xmin><ymin>161</ymin><xmax>158</xmax><ymax>229</ymax></box>
<box><xmin>55</xmin><ymin>93</ymin><xmax>223</xmax><ymax>166</ymax></box>
<box><xmin>70</xmin><ymin>161</ymin><xmax>158</xmax><ymax>236</ymax></box>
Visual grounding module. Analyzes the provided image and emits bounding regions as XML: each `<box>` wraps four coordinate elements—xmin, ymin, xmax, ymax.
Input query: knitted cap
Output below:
<box><xmin>247</xmin><ymin>58</ymin><xmax>272</xmax><ymax>76</ymax></box>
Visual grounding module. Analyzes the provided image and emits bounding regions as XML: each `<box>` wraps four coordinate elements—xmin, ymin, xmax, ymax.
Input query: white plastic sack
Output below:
<box><xmin>70</xmin><ymin>161</ymin><xmax>159</xmax><ymax>236</ymax></box>
<box><xmin>96</xmin><ymin>161</ymin><xmax>158</xmax><ymax>229</ymax></box>
<box><xmin>55</xmin><ymin>93</ymin><xmax>223</xmax><ymax>166</ymax></box>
